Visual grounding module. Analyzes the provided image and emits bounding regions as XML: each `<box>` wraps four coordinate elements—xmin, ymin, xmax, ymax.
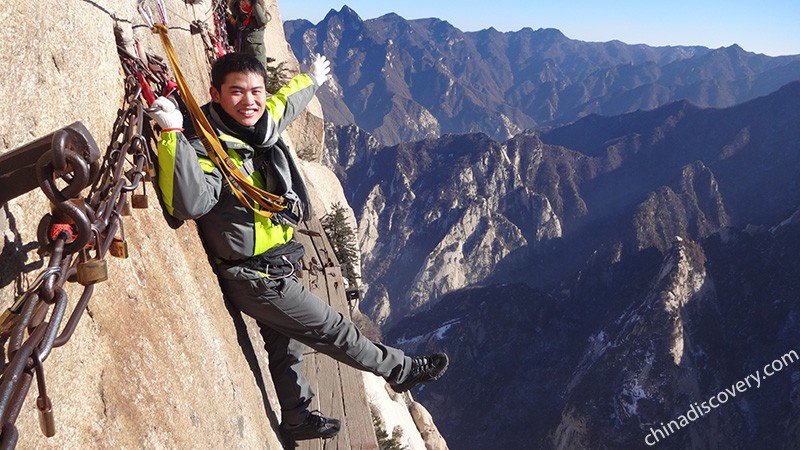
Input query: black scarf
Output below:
<box><xmin>205</xmin><ymin>101</ymin><xmax>313</xmax><ymax>224</ymax></box>
<box><xmin>210</xmin><ymin>101</ymin><xmax>274</xmax><ymax>148</ymax></box>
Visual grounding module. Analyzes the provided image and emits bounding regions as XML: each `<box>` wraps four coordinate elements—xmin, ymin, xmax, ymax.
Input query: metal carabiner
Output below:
<box><xmin>137</xmin><ymin>0</ymin><xmax>169</xmax><ymax>29</ymax></box>
<box><xmin>137</xmin><ymin>0</ymin><xmax>155</xmax><ymax>28</ymax></box>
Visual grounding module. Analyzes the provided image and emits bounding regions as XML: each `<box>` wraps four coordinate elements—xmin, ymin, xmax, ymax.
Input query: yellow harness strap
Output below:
<box><xmin>152</xmin><ymin>24</ymin><xmax>286</xmax><ymax>218</ymax></box>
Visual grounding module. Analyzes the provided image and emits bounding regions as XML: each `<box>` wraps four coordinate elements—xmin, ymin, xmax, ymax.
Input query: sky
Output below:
<box><xmin>278</xmin><ymin>1</ymin><xmax>800</xmax><ymax>57</ymax></box>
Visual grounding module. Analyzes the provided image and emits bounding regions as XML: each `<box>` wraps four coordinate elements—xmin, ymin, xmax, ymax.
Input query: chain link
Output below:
<box><xmin>0</xmin><ymin>42</ymin><xmax>168</xmax><ymax>449</ymax></box>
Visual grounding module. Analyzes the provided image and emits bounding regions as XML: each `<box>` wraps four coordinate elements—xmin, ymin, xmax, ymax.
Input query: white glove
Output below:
<box><xmin>148</xmin><ymin>96</ymin><xmax>183</xmax><ymax>130</ymax></box>
<box><xmin>310</xmin><ymin>53</ymin><xmax>331</xmax><ymax>86</ymax></box>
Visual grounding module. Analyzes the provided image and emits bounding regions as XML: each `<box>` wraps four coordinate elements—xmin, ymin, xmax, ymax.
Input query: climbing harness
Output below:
<box><xmin>140</xmin><ymin>4</ymin><xmax>290</xmax><ymax>219</ymax></box>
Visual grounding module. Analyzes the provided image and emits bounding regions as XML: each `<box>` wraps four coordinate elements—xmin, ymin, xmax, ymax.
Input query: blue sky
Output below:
<box><xmin>279</xmin><ymin>1</ymin><xmax>800</xmax><ymax>57</ymax></box>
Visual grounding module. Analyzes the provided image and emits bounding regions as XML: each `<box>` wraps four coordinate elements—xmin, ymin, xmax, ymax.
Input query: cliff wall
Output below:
<box><xmin>0</xmin><ymin>1</ymin><xmax>331</xmax><ymax>448</ymax></box>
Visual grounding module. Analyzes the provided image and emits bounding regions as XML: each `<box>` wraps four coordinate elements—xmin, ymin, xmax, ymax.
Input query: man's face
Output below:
<box><xmin>210</xmin><ymin>71</ymin><xmax>266</xmax><ymax>127</ymax></box>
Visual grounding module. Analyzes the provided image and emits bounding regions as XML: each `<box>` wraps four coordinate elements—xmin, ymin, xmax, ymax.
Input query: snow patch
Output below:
<box><xmin>434</xmin><ymin>319</ymin><xmax>460</xmax><ymax>340</ymax></box>
<box><xmin>362</xmin><ymin>373</ymin><xmax>427</xmax><ymax>450</ymax></box>
<box><xmin>620</xmin><ymin>377</ymin><xmax>647</xmax><ymax>416</ymax></box>
<box><xmin>771</xmin><ymin>207</ymin><xmax>800</xmax><ymax>234</ymax></box>
<box><xmin>394</xmin><ymin>319</ymin><xmax>461</xmax><ymax>347</ymax></box>
<box><xmin>394</xmin><ymin>333</ymin><xmax>425</xmax><ymax>347</ymax></box>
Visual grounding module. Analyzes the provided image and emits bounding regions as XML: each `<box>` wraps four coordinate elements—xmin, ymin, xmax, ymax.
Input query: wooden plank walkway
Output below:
<box><xmin>290</xmin><ymin>217</ymin><xmax>378</xmax><ymax>450</ymax></box>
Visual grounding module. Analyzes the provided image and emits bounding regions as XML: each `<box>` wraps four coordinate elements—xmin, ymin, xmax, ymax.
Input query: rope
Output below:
<box><xmin>151</xmin><ymin>23</ymin><xmax>288</xmax><ymax>218</ymax></box>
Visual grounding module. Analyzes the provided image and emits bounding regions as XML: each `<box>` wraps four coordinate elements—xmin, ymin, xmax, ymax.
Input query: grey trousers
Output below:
<box><xmin>218</xmin><ymin>274</ymin><xmax>412</xmax><ymax>425</ymax></box>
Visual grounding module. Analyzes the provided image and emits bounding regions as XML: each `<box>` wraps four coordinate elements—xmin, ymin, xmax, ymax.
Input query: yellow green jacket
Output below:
<box><xmin>156</xmin><ymin>73</ymin><xmax>318</xmax><ymax>278</ymax></box>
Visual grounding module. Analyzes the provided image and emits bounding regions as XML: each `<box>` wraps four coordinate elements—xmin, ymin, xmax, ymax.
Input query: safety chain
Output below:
<box><xmin>0</xmin><ymin>42</ymin><xmax>166</xmax><ymax>449</ymax></box>
<box><xmin>0</xmin><ymin>2</ymin><xmax>243</xmax><ymax>443</ymax></box>
<box><xmin>190</xmin><ymin>0</ymin><xmax>234</xmax><ymax>67</ymax></box>
<box><xmin>211</xmin><ymin>0</ymin><xmax>234</xmax><ymax>56</ymax></box>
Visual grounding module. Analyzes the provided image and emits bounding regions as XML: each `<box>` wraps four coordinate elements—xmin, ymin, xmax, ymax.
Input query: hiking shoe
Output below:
<box><xmin>280</xmin><ymin>410</ymin><xmax>341</xmax><ymax>441</ymax></box>
<box><xmin>391</xmin><ymin>352</ymin><xmax>449</xmax><ymax>393</ymax></box>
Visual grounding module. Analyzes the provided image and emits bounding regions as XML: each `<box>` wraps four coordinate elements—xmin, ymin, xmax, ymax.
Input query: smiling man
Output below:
<box><xmin>147</xmin><ymin>53</ymin><xmax>449</xmax><ymax>443</ymax></box>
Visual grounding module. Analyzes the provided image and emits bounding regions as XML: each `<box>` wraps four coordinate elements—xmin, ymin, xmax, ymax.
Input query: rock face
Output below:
<box><xmin>327</xmin><ymin>129</ymin><xmax>562</xmax><ymax>326</ymax></box>
<box><xmin>388</xmin><ymin>221</ymin><xmax>800</xmax><ymax>449</ymax></box>
<box><xmin>0</xmin><ymin>1</ymin><xmax>298</xmax><ymax>448</ymax></box>
<box><xmin>0</xmin><ymin>1</ymin><xmax>431</xmax><ymax>449</ymax></box>
<box><xmin>554</xmin><ymin>237</ymin><xmax>715</xmax><ymax>448</ymax></box>
<box><xmin>632</xmin><ymin>161</ymin><xmax>729</xmax><ymax>252</ymax></box>
<box><xmin>385</xmin><ymin>282</ymin><xmax>568</xmax><ymax>450</ymax></box>
<box><xmin>328</xmin><ymin>81</ymin><xmax>800</xmax><ymax>329</ymax></box>
<box><xmin>362</xmin><ymin>372</ymin><xmax>447</xmax><ymax>450</ymax></box>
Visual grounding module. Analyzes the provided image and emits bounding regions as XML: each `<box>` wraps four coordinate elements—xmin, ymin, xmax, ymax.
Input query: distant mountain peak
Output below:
<box><xmin>726</xmin><ymin>43</ymin><xmax>745</xmax><ymax>52</ymax></box>
<box><xmin>323</xmin><ymin>5</ymin><xmax>363</xmax><ymax>25</ymax></box>
<box><xmin>534</xmin><ymin>27</ymin><xmax>567</xmax><ymax>38</ymax></box>
<box><xmin>339</xmin><ymin>4</ymin><xmax>358</xmax><ymax>16</ymax></box>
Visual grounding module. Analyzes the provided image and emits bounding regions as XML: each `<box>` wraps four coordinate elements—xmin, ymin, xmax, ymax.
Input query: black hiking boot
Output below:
<box><xmin>391</xmin><ymin>352</ymin><xmax>449</xmax><ymax>393</ymax></box>
<box><xmin>280</xmin><ymin>410</ymin><xmax>341</xmax><ymax>441</ymax></box>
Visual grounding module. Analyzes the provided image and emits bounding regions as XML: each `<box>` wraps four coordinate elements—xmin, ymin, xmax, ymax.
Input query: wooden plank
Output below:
<box><xmin>295</xmin><ymin>223</ymin><xmax>346</xmax><ymax>450</ymax></box>
<box><xmin>324</xmin><ymin>266</ymin><xmax>379</xmax><ymax>450</ymax></box>
<box><xmin>296</xmin><ymin>265</ymin><xmax>323</xmax><ymax>450</ymax></box>
<box><xmin>308</xmin><ymin>264</ymin><xmax>351</xmax><ymax>450</ymax></box>
<box><xmin>289</xmin><ymin>218</ymin><xmax>378</xmax><ymax>450</ymax></box>
<box><xmin>299</xmin><ymin>219</ymin><xmax>339</xmax><ymax>268</ymax></box>
<box><xmin>291</xmin><ymin>230</ymin><xmax>324</xmax><ymax>450</ymax></box>
<box><xmin>307</xmin><ymin>218</ymin><xmax>377</xmax><ymax>448</ymax></box>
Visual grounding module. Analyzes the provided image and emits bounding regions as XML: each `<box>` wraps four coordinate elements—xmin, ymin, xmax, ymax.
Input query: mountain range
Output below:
<box><xmin>325</xmin><ymin>81</ymin><xmax>800</xmax><ymax>324</ymax></box>
<box><xmin>286</xmin><ymin>6</ymin><xmax>800</xmax><ymax>146</ymax></box>
<box><xmin>322</xmin><ymin>81</ymin><xmax>800</xmax><ymax>448</ymax></box>
<box><xmin>287</xmin><ymin>7</ymin><xmax>800</xmax><ymax>449</ymax></box>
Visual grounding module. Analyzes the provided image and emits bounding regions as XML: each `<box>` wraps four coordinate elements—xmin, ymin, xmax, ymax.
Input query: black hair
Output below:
<box><xmin>210</xmin><ymin>53</ymin><xmax>268</xmax><ymax>91</ymax></box>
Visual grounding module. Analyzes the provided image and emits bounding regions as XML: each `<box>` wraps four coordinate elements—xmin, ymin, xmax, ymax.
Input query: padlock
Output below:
<box><xmin>120</xmin><ymin>201</ymin><xmax>132</xmax><ymax>216</ymax></box>
<box><xmin>109</xmin><ymin>214</ymin><xmax>129</xmax><ymax>258</ymax></box>
<box><xmin>76</xmin><ymin>258</ymin><xmax>108</xmax><ymax>285</ymax></box>
<box><xmin>37</xmin><ymin>395</ymin><xmax>56</xmax><ymax>437</ymax></box>
<box><xmin>131</xmin><ymin>193</ymin><xmax>148</xmax><ymax>209</ymax></box>
<box><xmin>109</xmin><ymin>236</ymin><xmax>129</xmax><ymax>258</ymax></box>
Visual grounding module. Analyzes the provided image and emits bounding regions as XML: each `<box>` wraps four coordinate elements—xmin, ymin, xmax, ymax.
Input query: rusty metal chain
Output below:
<box><xmin>184</xmin><ymin>0</ymin><xmax>235</xmax><ymax>68</ymax></box>
<box><xmin>0</xmin><ymin>44</ymin><xmax>166</xmax><ymax>449</ymax></box>
<box><xmin>211</xmin><ymin>0</ymin><xmax>234</xmax><ymax>55</ymax></box>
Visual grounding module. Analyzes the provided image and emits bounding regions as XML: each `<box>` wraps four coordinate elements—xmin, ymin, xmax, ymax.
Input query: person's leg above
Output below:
<box><xmin>222</xmin><ymin>277</ymin><xmax>340</xmax><ymax>440</ymax></box>
<box><xmin>232</xmin><ymin>276</ymin><xmax>411</xmax><ymax>380</ymax></box>
<box><xmin>256</xmin><ymin>277</ymin><xmax>450</xmax><ymax>393</ymax></box>
<box><xmin>258</xmin><ymin>322</ymin><xmax>341</xmax><ymax>440</ymax></box>
<box><xmin>224</xmin><ymin>275</ymin><xmax>448</xmax><ymax>438</ymax></box>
